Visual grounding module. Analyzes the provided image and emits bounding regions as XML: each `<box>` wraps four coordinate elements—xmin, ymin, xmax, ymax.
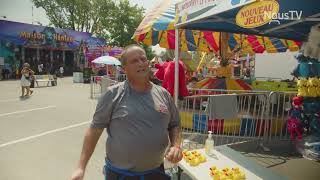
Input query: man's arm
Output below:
<box><xmin>165</xmin><ymin>126</ymin><xmax>183</xmax><ymax>163</ymax></box>
<box><xmin>71</xmin><ymin>127</ymin><xmax>104</xmax><ymax>180</ymax></box>
<box><xmin>169</xmin><ymin>126</ymin><xmax>181</xmax><ymax>148</ymax></box>
<box><xmin>78</xmin><ymin>127</ymin><xmax>103</xmax><ymax>169</ymax></box>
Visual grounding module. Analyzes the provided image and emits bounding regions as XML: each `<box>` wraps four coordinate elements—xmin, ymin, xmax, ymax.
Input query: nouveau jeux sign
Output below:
<box><xmin>176</xmin><ymin>0</ymin><xmax>256</xmax><ymax>26</ymax></box>
<box><xmin>236</xmin><ymin>0</ymin><xmax>280</xmax><ymax>28</ymax></box>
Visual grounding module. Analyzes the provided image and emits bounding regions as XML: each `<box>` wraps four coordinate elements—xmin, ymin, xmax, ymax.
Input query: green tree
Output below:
<box><xmin>100</xmin><ymin>0</ymin><xmax>144</xmax><ymax>47</ymax></box>
<box><xmin>140</xmin><ymin>44</ymin><xmax>155</xmax><ymax>60</ymax></box>
<box><xmin>32</xmin><ymin>0</ymin><xmax>114</xmax><ymax>34</ymax></box>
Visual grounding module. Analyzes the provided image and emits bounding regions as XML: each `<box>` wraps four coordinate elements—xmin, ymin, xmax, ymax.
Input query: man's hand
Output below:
<box><xmin>165</xmin><ymin>146</ymin><xmax>183</xmax><ymax>163</ymax></box>
<box><xmin>70</xmin><ymin>168</ymin><xmax>84</xmax><ymax>180</ymax></box>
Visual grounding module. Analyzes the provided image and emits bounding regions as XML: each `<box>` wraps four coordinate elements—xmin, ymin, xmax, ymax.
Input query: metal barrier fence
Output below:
<box><xmin>188</xmin><ymin>88</ymin><xmax>270</xmax><ymax>95</ymax></box>
<box><xmin>266</xmin><ymin>91</ymin><xmax>297</xmax><ymax>141</ymax></box>
<box><xmin>90</xmin><ymin>76</ymin><xmax>121</xmax><ymax>99</ymax></box>
<box><xmin>90</xmin><ymin>76</ymin><xmax>102</xmax><ymax>99</ymax></box>
<box><xmin>179</xmin><ymin>89</ymin><xmax>298</xmax><ymax>150</ymax></box>
<box><xmin>117</xmin><ymin>74</ymin><xmax>127</xmax><ymax>82</ymax></box>
<box><xmin>179</xmin><ymin>91</ymin><xmax>269</xmax><ymax>147</ymax></box>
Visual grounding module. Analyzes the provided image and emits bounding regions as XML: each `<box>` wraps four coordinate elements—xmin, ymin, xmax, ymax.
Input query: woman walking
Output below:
<box><xmin>20</xmin><ymin>63</ymin><xmax>34</xmax><ymax>97</ymax></box>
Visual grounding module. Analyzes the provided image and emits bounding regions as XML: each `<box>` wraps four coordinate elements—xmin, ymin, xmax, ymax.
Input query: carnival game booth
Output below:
<box><xmin>173</xmin><ymin>0</ymin><xmax>320</xmax><ymax>169</ymax></box>
<box><xmin>133</xmin><ymin>0</ymin><xmax>302</xmax><ymax>98</ymax></box>
<box><xmin>133</xmin><ymin>0</ymin><xmax>304</xmax><ymax>144</ymax></box>
<box><xmin>133</xmin><ymin>0</ymin><xmax>320</xmax><ymax>178</ymax></box>
<box><xmin>0</xmin><ymin>20</ymin><xmax>106</xmax><ymax>79</ymax></box>
<box><xmin>174</xmin><ymin>0</ymin><xmax>320</xmax><ymax>177</ymax></box>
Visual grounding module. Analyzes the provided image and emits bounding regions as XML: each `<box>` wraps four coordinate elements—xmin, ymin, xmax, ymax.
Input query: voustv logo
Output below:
<box><xmin>265</xmin><ymin>10</ymin><xmax>303</xmax><ymax>25</ymax></box>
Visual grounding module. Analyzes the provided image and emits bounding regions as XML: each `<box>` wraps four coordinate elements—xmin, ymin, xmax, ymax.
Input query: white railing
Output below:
<box><xmin>90</xmin><ymin>76</ymin><xmax>120</xmax><ymax>99</ymax></box>
<box><xmin>179</xmin><ymin>89</ymin><xmax>298</xmax><ymax>152</ymax></box>
<box><xmin>179</xmin><ymin>92</ymin><xmax>269</xmax><ymax>147</ymax></box>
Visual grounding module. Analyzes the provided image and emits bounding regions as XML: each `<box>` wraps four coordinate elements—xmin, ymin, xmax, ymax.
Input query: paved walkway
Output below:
<box><xmin>0</xmin><ymin>78</ymin><xmax>106</xmax><ymax>180</ymax></box>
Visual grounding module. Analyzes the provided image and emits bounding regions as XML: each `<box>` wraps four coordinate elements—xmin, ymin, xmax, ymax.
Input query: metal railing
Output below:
<box><xmin>90</xmin><ymin>76</ymin><xmax>121</xmax><ymax>99</ymax></box>
<box><xmin>188</xmin><ymin>88</ymin><xmax>270</xmax><ymax>95</ymax></box>
<box><xmin>179</xmin><ymin>91</ymin><xmax>269</xmax><ymax>147</ymax></box>
<box><xmin>265</xmin><ymin>91</ymin><xmax>297</xmax><ymax>141</ymax></box>
<box><xmin>179</xmin><ymin>89</ymin><xmax>298</xmax><ymax>151</ymax></box>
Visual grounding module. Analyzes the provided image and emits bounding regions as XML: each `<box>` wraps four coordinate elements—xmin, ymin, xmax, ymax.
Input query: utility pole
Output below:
<box><xmin>32</xmin><ymin>5</ymin><xmax>34</xmax><ymax>24</ymax></box>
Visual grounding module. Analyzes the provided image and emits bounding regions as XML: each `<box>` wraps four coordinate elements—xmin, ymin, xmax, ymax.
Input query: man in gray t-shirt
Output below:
<box><xmin>71</xmin><ymin>45</ymin><xmax>182</xmax><ymax>180</ymax></box>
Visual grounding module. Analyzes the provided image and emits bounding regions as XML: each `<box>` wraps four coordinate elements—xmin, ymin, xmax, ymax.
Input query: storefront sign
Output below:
<box><xmin>0</xmin><ymin>20</ymin><xmax>104</xmax><ymax>50</ymax></box>
<box><xmin>19</xmin><ymin>31</ymin><xmax>74</xmax><ymax>43</ymax></box>
<box><xmin>236</xmin><ymin>0</ymin><xmax>279</xmax><ymax>28</ymax></box>
<box><xmin>176</xmin><ymin>0</ymin><xmax>256</xmax><ymax>26</ymax></box>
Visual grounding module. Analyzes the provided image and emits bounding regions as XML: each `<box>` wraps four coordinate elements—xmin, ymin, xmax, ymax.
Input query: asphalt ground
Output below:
<box><xmin>0</xmin><ymin>78</ymin><xmax>106</xmax><ymax>180</ymax></box>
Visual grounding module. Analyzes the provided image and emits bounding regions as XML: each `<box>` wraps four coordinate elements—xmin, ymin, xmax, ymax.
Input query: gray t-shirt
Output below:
<box><xmin>91</xmin><ymin>81</ymin><xmax>180</xmax><ymax>171</ymax></box>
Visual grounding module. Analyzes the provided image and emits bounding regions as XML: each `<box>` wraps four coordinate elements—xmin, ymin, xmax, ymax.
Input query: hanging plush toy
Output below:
<box><xmin>289</xmin><ymin>96</ymin><xmax>304</xmax><ymax>119</ymax></box>
<box><xmin>297</xmin><ymin>79</ymin><xmax>303</xmax><ymax>96</ymax></box>
<box><xmin>287</xmin><ymin>96</ymin><xmax>304</xmax><ymax>140</ymax></box>
<box><xmin>297</xmin><ymin>79</ymin><xmax>308</xmax><ymax>97</ymax></box>
<box><xmin>287</xmin><ymin>117</ymin><xmax>303</xmax><ymax>140</ymax></box>
<box><xmin>310</xmin><ymin>112</ymin><xmax>320</xmax><ymax>135</ymax></box>
<box><xmin>292</xmin><ymin>52</ymin><xmax>319</xmax><ymax>78</ymax></box>
<box><xmin>304</xmin><ymin>101</ymin><xmax>320</xmax><ymax>115</ymax></box>
<box><xmin>315</xmin><ymin>78</ymin><xmax>320</xmax><ymax>97</ymax></box>
<box><xmin>303</xmin><ymin>24</ymin><xmax>320</xmax><ymax>60</ymax></box>
<box><xmin>154</xmin><ymin>60</ymin><xmax>189</xmax><ymax>98</ymax></box>
<box><xmin>308</xmin><ymin>78</ymin><xmax>318</xmax><ymax>97</ymax></box>
<box><xmin>154</xmin><ymin>62</ymin><xmax>169</xmax><ymax>81</ymax></box>
<box><xmin>303</xmin><ymin>115</ymin><xmax>311</xmax><ymax>135</ymax></box>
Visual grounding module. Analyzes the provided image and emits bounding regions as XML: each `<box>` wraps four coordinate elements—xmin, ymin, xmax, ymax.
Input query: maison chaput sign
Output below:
<box><xmin>19</xmin><ymin>31</ymin><xmax>74</xmax><ymax>43</ymax></box>
<box><xmin>236</xmin><ymin>0</ymin><xmax>279</xmax><ymax>28</ymax></box>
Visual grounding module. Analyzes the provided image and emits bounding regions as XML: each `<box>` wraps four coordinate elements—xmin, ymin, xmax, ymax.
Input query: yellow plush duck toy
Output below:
<box><xmin>186</xmin><ymin>154</ymin><xmax>195</xmax><ymax>163</ymax></box>
<box><xmin>297</xmin><ymin>79</ymin><xmax>303</xmax><ymax>96</ymax></box>
<box><xmin>314</xmin><ymin>78</ymin><xmax>320</xmax><ymax>97</ymax></box>
<box><xmin>212</xmin><ymin>170</ymin><xmax>222</xmax><ymax>180</ymax></box>
<box><xmin>198</xmin><ymin>154</ymin><xmax>207</xmax><ymax>163</ymax></box>
<box><xmin>297</xmin><ymin>79</ymin><xmax>309</xmax><ymax>97</ymax></box>
<box><xmin>231</xmin><ymin>167</ymin><xmax>246</xmax><ymax>180</ymax></box>
<box><xmin>189</xmin><ymin>157</ymin><xmax>200</xmax><ymax>166</ymax></box>
<box><xmin>308</xmin><ymin>78</ymin><xmax>318</xmax><ymax>97</ymax></box>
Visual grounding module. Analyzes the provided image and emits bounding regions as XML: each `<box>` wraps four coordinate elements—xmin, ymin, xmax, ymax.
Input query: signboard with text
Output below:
<box><xmin>236</xmin><ymin>0</ymin><xmax>279</xmax><ymax>28</ymax></box>
<box><xmin>0</xmin><ymin>20</ymin><xmax>105</xmax><ymax>50</ymax></box>
<box><xmin>176</xmin><ymin>0</ymin><xmax>256</xmax><ymax>26</ymax></box>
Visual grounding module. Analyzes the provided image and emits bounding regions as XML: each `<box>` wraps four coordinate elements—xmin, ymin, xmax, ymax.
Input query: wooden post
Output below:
<box><xmin>220</xmin><ymin>32</ymin><xmax>230</xmax><ymax>60</ymax></box>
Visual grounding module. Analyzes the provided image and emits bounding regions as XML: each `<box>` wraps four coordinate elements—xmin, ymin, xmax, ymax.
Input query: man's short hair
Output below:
<box><xmin>120</xmin><ymin>44</ymin><xmax>146</xmax><ymax>66</ymax></box>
